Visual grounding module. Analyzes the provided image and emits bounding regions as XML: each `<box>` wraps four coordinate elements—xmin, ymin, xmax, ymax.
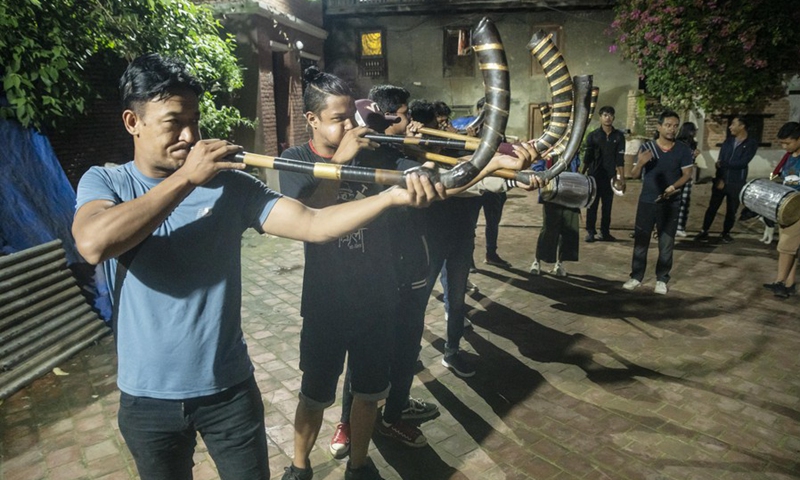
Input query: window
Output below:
<box><xmin>530</xmin><ymin>25</ymin><xmax>563</xmax><ymax>76</ymax></box>
<box><xmin>443</xmin><ymin>27</ymin><xmax>474</xmax><ymax>78</ymax></box>
<box><xmin>359</xmin><ymin>29</ymin><xmax>386</xmax><ymax>78</ymax></box>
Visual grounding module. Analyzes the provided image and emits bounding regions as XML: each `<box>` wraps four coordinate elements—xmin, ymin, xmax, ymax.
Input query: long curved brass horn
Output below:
<box><xmin>545</xmin><ymin>84</ymin><xmax>599</xmax><ymax>160</ymax></box>
<box><xmin>438</xmin><ymin>17</ymin><xmax>509</xmax><ymax>189</ymax></box>
<box><xmin>541</xmin><ymin>75</ymin><xmax>593</xmax><ymax>180</ymax></box>
<box><xmin>528</xmin><ymin>30</ymin><xmax>573</xmax><ymax>154</ymax></box>
<box><xmin>512</xmin><ymin>75</ymin><xmax>593</xmax><ymax>185</ymax></box>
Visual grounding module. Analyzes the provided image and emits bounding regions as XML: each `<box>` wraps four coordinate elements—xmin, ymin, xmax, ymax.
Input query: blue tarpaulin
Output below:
<box><xmin>0</xmin><ymin>118</ymin><xmax>80</xmax><ymax>263</ymax></box>
<box><xmin>0</xmin><ymin>118</ymin><xmax>112</xmax><ymax>321</ymax></box>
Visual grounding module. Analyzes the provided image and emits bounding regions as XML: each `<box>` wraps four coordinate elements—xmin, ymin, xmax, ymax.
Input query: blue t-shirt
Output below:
<box><xmin>638</xmin><ymin>140</ymin><xmax>693</xmax><ymax>204</ymax></box>
<box><xmin>781</xmin><ymin>154</ymin><xmax>800</xmax><ymax>191</ymax></box>
<box><xmin>75</xmin><ymin>162</ymin><xmax>281</xmax><ymax>399</ymax></box>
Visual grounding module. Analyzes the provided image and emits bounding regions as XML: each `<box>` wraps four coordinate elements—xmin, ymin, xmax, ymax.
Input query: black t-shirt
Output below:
<box><xmin>638</xmin><ymin>140</ymin><xmax>693</xmax><ymax>204</ymax></box>
<box><xmin>279</xmin><ymin>142</ymin><xmax>423</xmax><ymax>319</ymax></box>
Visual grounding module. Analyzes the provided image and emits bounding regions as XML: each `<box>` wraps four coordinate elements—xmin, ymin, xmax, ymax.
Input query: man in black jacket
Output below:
<box><xmin>695</xmin><ymin>116</ymin><xmax>759</xmax><ymax>244</ymax></box>
<box><xmin>583</xmin><ymin>106</ymin><xmax>626</xmax><ymax>242</ymax></box>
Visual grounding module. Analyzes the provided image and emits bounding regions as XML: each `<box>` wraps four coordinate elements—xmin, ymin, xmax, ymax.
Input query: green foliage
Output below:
<box><xmin>609</xmin><ymin>0</ymin><xmax>800</xmax><ymax>113</ymax></box>
<box><xmin>0</xmin><ymin>0</ymin><xmax>253</xmax><ymax>137</ymax></box>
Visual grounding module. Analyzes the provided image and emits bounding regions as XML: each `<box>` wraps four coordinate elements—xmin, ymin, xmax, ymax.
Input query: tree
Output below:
<box><xmin>609</xmin><ymin>0</ymin><xmax>800</xmax><ymax>113</ymax></box>
<box><xmin>0</xmin><ymin>0</ymin><xmax>253</xmax><ymax>137</ymax></box>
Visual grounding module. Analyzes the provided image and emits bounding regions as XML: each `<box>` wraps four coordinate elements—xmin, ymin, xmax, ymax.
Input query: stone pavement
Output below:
<box><xmin>1</xmin><ymin>180</ymin><xmax>799</xmax><ymax>480</ymax></box>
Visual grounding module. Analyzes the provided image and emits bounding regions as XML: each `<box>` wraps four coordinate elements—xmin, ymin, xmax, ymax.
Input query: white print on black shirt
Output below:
<box><xmin>339</xmin><ymin>228</ymin><xmax>366</xmax><ymax>252</ymax></box>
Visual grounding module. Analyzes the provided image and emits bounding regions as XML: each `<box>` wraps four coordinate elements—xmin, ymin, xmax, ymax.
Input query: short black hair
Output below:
<box><xmin>732</xmin><ymin>115</ymin><xmax>750</xmax><ymax>131</ymax></box>
<box><xmin>302</xmin><ymin>66</ymin><xmax>353</xmax><ymax>115</ymax></box>
<box><xmin>120</xmin><ymin>53</ymin><xmax>203</xmax><ymax>112</ymax></box>
<box><xmin>368</xmin><ymin>85</ymin><xmax>410</xmax><ymax>114</ymax></box>
<box><xmin>599</xmin><ymin>106</ymin><xmax>615</xmax><ymax>116</ymax></box>
<box><xmin>409</xmin><ymin>99</ymin><xmax>437</xmax><ymax>127</ymax></box>
<box><xmin>658</xmin><ymin>109</ymin><xmax>680</xmax><ymax>124</ymax></box>
<box><xmin>777</xmin><ymin>121</ymin><xmax>800</xmax><ymax>140</ymax></box>
<box><xmin>433</xmin><ymin>101</ymin><xmax>452</xmax><ymax>117</ymax></box>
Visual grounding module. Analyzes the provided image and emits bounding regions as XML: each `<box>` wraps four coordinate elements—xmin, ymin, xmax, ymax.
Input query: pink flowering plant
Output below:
<box><xmin>609</xmin><ymin>0</ymin><xmax>799</xmax><ymax>112</ymax></box>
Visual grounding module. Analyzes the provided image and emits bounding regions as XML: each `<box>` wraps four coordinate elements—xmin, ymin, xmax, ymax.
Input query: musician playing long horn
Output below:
<box><xmin>278</xmin><ymin>68</ymin><xmax>539</xmax><ymax>480</ymax></box>
<box><xmin>71</xmin><ymin>53</ymin><xmax>447</xmax><ymax>480</ymax></box>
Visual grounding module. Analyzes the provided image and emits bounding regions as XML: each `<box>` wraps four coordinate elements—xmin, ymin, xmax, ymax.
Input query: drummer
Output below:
<box><xmin>763</xmin><ymin>121</ymin><xmax>800</xmax><ymax>298</ymax></box>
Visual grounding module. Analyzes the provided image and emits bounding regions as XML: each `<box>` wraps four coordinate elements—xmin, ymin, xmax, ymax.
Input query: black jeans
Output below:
<box><xmin>630</xmin><ymin>201</ymin><xmax>680</xmax><ymax>283</ymax></box>
<box><xmin>702</xmin><ymin>182</ymin><xmax>743</xmax><ymax>235</ymax></box>
<box><xmin>482</xmin><ymin>191</ymin><xmax>507</xmax><ymax>255</ymax></box>
<box><xmin>586</xmin><ymin>170</ymin><xmax>614</xmax><ymax>236</ymax></box>
<box><xmin>118</xmin><ymin>375</ymin><xmax>269</xmax><ymax>480</ymax></box>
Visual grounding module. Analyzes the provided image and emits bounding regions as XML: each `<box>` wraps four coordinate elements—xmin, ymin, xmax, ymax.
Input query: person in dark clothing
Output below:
<box><xmin>675</xmin><ymin>122</ymin><xmax>700</xmax><ymax>237</ymax></box>
<box><xmin>623</xmin><ymin>110</ymin><xmax>694</xmax><ymax>295</ymax></box>
<box><xmin>582</xmin><ymin>106</ymin><xmax>626</xmax><ymax>242</ymax></box>
<box><xmin>695</xmin><ymin>116</ymin><xmax>759</xmax><ymax>243</ymax></box>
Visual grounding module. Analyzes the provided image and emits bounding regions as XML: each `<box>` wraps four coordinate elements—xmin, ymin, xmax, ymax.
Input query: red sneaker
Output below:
<box><xmin>330</xmin><ymin>422</ymin><xmax>350</xmax><ymax>458</ymax></box>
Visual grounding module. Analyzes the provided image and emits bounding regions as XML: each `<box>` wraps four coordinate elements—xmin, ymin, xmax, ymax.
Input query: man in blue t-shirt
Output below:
<box><xmin>622</xmin><ymin>110</ymin><xmax>694</xmax><ymax>295</ymax></box>
<box><xmin>72</xmin><ymin>53</ymin><xmax>444</xmax><ymax>480</ymax></box>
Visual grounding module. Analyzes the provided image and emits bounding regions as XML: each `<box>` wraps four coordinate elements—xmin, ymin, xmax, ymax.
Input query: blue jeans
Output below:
<box><xmin>428</xmin><ymin>198</ymin><xmax>483</xmax><ymax>354</ymax></box>
<box><xmin>631</xmin><ymin>201</ymin><xmax>680</xmax><ymax>283</ymax></box>
<box><xmin>117</xmin><ymin>375</ymin><xmax>269</xmax><ymax>480</ymax></box>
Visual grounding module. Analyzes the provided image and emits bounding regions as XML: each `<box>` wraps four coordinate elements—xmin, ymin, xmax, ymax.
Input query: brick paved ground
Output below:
<box><xmin>2</xmin><ymin>181</ymin><xmax>799</xmax><ymax>480</ymax></box>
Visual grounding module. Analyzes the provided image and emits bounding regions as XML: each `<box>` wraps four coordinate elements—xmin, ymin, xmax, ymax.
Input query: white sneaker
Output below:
<box><xmin>529</xmin><ymin>260</ymin><xmax>541</xmax><ymax>275</ymax></box>
<box><xmin>623</xmin><ymin>278</ymin><xmax>641</xmax><ymax>291</ymax></box>
<box><xmin>675</xmin><ymin>229</ymin><xmax>687</xmax><ymax>238</ymax></box>
<box><xmin>552</xmin><ymin>263</ymin><xmax>566</xmax><ymax>277</ymax></box>
<box><xmin>654</xmin><ymin>281</ymin><xmax>668</xmax><ymax>295</ymax></box>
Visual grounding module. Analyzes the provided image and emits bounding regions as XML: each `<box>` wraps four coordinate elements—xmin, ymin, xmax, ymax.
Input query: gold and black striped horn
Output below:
<box><xmin>528</xmin><ymin>30</ymin><xmax>573</xmax><ymax>154</ymax></box>
<box><xmin>439</xmin><ymin>17</ymin><xmax>509</xmax><ymax>189</ymax></box>
<box><xmin>545</xmin><ymin>83</ymin><xmax>599</xmax><ymax>161</ymax></box>
<box><xmin>539</xmin><ymin>103</ymin><xmax>552</xmax><ymax>130</ymax></box>
<box><xmin>540</xmin><ymin>75</ymin><xmax>593</xmax><ymax>180</ymax></box>
<box><xmin>512</xmin><ymin>75</ymin><xmax>593</xmax><ymax>185</ymax></box>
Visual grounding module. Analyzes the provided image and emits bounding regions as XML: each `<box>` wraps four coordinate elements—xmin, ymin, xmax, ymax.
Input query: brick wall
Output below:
<box><xmin>703</xmin><ymin>98</ymin><xmax>791</xmax><ymax>149</ymax></box>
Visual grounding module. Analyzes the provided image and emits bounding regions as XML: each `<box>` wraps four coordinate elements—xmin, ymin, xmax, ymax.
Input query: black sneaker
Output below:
<box><xmin>695</xmin><ymin>231</ymin><xmax>710</xmax><ymax>242</ymax></box>
<box><xmin>441</xmin><ymin>351</ymin><xmax>476</xmax><ymax>378</ymax></box>
<box><xmin>763</xmin><ymin>282</ymin><xmax>782</xmax><ymax>292</ymax></box>
<box><xmin>400</xmin><ymin>397</ymin><xmax>439</xmax><ymax>421</ymax></box>
<box><xmin>345</xmin><ymin>458</ymin><xmax>384</xmax><ymax>480</ymax></box>
<box><xmin>585</xmin><ymin>233</ymin><xmax>596</xmax><ymax>243</ymax></box>
<box><xmin>282</xmin><ymin>465</ymin><xmax>313</xmax><ymax>480</ymax></box>
<box><xmin>484</xmin><ymin>253</ymin><xmax>511</xmax><ymax>268</ymax></box>
<box><xmin>789</xmin><ymin>284</ymin><xmax>798</xmax><ymax>296</ymax></box>
<box><xmin>720</xmin><ymin>233</ymin><xmax>734</xmax><ymax>244</ymax></box>
<box><xmin>597</xmin><ymin>233</ymin><xmax>617</xmax><ymax>242</ymax></box>
<box><xmin>775</xmin><ymin>285</ymin><xmax>790</xmax><ymax>298</ymax></box>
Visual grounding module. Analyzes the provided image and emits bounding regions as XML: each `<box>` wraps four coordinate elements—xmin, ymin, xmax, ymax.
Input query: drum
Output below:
<box><xmin>540</xmin><ymin>172</ymin><xmax>597</xmax><ymax>209</ymax></box>
<box><xmin>739</xmin><ymin>178</ymin><xmax>800</xmax><ymax>227</ymax></box>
